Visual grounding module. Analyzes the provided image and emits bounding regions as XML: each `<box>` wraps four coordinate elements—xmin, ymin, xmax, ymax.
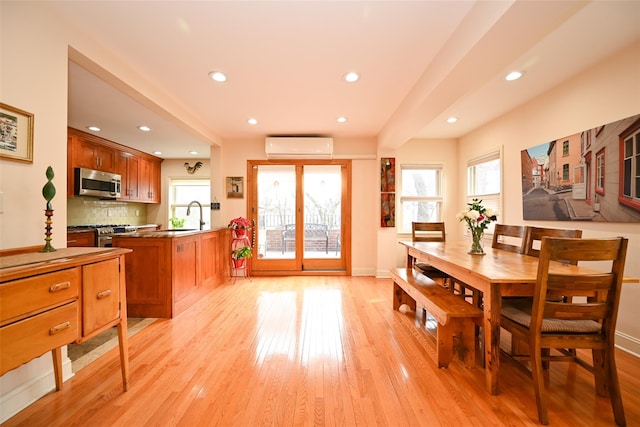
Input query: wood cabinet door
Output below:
<box><xmin>116</xmin><ymin>152</ymin><xmax>140</xmax><ymax>200</ymax></box>
<box><xmin>173</xmin><ymin>237</ymin><xmax>198</xmax><ymax>302</ymax></box>
<box><xmin>82</xmin><ymin>258</ymin><xmax>121</xmax><ymax>337</ymax></box>
<box><xmin>140</xmin><ymin>158</ymin><xmax>161</xmax><ymax>203</ymax></box>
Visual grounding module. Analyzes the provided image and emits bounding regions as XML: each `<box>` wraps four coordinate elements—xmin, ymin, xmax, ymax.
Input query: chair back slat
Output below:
<box><xmin>412</xmin><ymin>222</ymin><xmax>446</xmax><ymax>242</ymax></box>
<box><xmin>492</xmin><ymin>224</ymin><xmax>526</xmax><ymax>253</ymax></box>
<box><xmin>523</xmin><ymin>226</ymin><xmax>583</xmax><ymax>260</ymax></box>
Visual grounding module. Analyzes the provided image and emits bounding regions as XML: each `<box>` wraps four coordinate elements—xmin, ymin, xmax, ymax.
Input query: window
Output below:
<box><xmin>596</xmin><ymin>148</ymin><xmax>605</xmax><ymax>195</ymax></box>
<box><xmin>622</xmin><ymin>130</ymin><xmax>640</xmax><ymax>200</ymax></box>
<box><xmin>168</xmin><ymin>179</ymin><xmax>211</xmax><ymax>230</ymax></box>
<box><xmin>400</xmin><ymin>164</ymin><xmax>442</xmax><ymax>231</ymax></box>
<box><xmin>467</xmin><ymin>150</ymin><xmax>501</xmax><ymax>234</ymax></box>
<box><xmin>562</xmin><ymin>164</ymin><xmax>570</xmax><ymax>181</ymax></box>
<box><xmin>562</xmin><ymin>140</ymin><xmax>569</xmax><ymax>156</ymax></box>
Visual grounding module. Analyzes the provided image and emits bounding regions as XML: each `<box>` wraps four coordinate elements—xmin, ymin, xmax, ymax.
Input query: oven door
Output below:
<box><xmin>98</xmin><ymin>235</ymin><xmax>113</xmax><ymax>247</ymax></box>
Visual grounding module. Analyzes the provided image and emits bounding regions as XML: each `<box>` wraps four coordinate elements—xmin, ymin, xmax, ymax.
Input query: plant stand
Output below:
<box><xmin>231</xmin><ymin>229</ymin><xmax>250</xmax><ymax>281</ymax></box>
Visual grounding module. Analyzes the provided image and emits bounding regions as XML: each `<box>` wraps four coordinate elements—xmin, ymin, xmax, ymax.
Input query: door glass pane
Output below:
<box><xmin>304</xmin><ymin>165</ymin><xmax>341</xmax><ymax>259</ymax></box>
<box><xmin>257</xmin><ymin>165</ymin><xmax>296</xmax><ymax>259</ymax></box>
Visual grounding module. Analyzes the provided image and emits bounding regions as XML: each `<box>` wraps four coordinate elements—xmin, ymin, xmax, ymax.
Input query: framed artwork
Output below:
<box><xmin>520</xmin><ymin>112</ymin><xmax>640</xmax><ymax>222</ymax></box>
<box><xmin>381</xmin><ymin>193</ymin><xmax>395</xmax><ymax>227</ymax></box>
<box><xmin>380</xmin><ymin>157</ymin><xmax>395</xmax><ymax>192</ymax></box>
<box><xmin>226</xmin><ymin>176</ymin><xmax>244</xmax><ymax>198</ymax></box>
<box><xmin>0</xmin><ymin>103</ymin><xmax>34</xmax><ymax>163</ymax></box>
<box><xmin>380</xmin><ymin>157</ymin><xmax>396</xmax><ymax>227</ymax></box>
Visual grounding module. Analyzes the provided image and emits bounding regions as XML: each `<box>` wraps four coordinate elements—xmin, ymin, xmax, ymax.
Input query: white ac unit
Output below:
<box><xmin>265</xmin><ymin>137</ymin><xmax>333</xmax><ymax>159</ymax></box>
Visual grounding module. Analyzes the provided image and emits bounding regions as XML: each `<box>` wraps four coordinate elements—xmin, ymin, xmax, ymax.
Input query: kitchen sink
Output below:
<box><xmin>156</xmin><ymin>228</ymin><xmax>197</xmax><ymax>232</ymax></box>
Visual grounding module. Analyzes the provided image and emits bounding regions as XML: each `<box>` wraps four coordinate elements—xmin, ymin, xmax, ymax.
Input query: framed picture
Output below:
<box><xmin>0</xmin><ymin>103</ymin><xmax>34</xmax><ymax>163</ymax></box>
<box><xmin>226</xmin><ymin>176</ymin><xmax>244</xmax><ymax>198</ymax></box>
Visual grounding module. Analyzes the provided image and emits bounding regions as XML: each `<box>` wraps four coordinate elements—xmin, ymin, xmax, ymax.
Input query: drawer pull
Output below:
<box><xmin>49</xmin><ymin>321</ymin><xmax>71</xmax><ymax>335</ymax></box>
<box><xmin>96</xmin><ymin>289</ymin><xmax>112</xmax><ymax>300</ymax></box>
<box><xmin>49</xmin><ymin>281</ymin><xmax>71</xmax><ymax>292</ymax></box>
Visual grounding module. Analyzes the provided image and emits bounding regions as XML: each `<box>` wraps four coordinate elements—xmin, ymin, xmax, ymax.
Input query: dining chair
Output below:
<box><xmin>491</xmin><ymin>224</ymin><xmax>526</xmax><ymax>253</ymax></box>
<box><xmin>411</xmin><ymin>222</ymin><xmax>449</xmax><ymax>284</ymax></box>
<box><xmin>500</xmin><ymin>236</ymin><xmax>629</xmax><ymax>426</ymax></box>
<box><xmin>523</xmin><ymin>226</ymin><xmax>583</xmax><ymax>258</ymax></box>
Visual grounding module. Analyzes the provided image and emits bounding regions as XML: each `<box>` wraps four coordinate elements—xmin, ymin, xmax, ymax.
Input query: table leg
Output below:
<box><xmin>484</xmin><ymin>284</ymin><xmax>501</xmax><ymax>395</ymax></box>
<box><xmin>51</xmin><ymin>347</ymin><xmax>63</xmax><ymax>391</ymax></box>
<box><xmin>117</xmin><ymin>319</ymin><xmax>130</xmax><ymax>391</ymax></box>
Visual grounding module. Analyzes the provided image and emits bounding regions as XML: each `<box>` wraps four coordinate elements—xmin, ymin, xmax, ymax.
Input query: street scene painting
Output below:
<box><xmin>521</xmin><ymin>113</ymin><xmax>640</xmax><ymax>222</ymax></box>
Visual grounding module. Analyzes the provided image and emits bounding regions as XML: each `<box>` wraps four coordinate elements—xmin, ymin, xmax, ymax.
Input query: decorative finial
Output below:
<box><xmin>40</xmin><ymin>166</ymin><xmax>57</xmax><ymax>252</ymax></box>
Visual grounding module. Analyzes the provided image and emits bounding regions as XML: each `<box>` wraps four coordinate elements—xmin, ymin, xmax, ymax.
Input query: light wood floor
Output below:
<box><xmin>4</xmin><ymin>276</ymin><xmax>639</xmax><ymax>426</ymax></box>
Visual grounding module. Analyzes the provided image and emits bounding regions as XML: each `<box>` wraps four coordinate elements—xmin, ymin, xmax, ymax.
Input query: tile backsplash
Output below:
<box><xmin>67</xmin><ymin>197</ymin><xmax>149</xmax><ymax>225</ymax></box>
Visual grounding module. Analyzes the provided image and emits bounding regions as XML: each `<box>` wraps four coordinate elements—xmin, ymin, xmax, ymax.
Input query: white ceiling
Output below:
<box><xmin>55</xmin><ymin>1</ymin><xmax>640</xmax><ymax>159</ymax></box>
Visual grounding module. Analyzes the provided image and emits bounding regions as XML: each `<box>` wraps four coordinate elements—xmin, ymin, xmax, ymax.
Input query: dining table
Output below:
<box><xmin>399</xmin><ymin>240</ymin><xmax>638</xmax><ymax>395</ymax></box>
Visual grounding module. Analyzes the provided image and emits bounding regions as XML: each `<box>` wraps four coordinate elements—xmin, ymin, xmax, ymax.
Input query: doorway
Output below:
<box><xmin>247</xmin><ymin>160</ymin><xmax>351</xmax><ymax>275</ymax></box>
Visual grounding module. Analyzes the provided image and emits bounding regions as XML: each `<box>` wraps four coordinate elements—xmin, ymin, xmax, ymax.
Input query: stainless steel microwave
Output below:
<box><xmin>74</xmin><ymin>168</ymin><xmax>121</xmax><ymax>198</ymax></box>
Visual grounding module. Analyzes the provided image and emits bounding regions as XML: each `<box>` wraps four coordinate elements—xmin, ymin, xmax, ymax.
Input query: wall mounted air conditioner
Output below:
<box><xmin>265</xmin><ymin>137</ymin><xmax>333</xmax><ymax>159</ymax></box>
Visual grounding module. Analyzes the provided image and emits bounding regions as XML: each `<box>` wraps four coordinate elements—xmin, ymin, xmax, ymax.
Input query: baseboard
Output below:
<box><xmin>0</xmin><ymin>355</ymin><xmax>74</xmax><ymax>424</ymax></box>
<box><xmin>615</xmin><ymin>331</ymin><xmax>640</xmax><ymax>358</ymax></box>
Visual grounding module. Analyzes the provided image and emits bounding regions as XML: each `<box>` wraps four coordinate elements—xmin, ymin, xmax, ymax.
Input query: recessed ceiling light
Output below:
<box><xmin>138</xmin><ymin>125</ymin><xmax>151</xmax><ymax>132</ymax></box>
<box><xmin>343</xmin><ymin>72</ymin><xmax>359</xmax><ymax>83</ymax></box>
<box><xmin>247</xmin><ymin>118</ymin><xmax>258</xmax><ymax>125</ymax></box>
<box><xmin>152</xmin><ymin>151</ymin><xmax>162</xmax><ymax>155</ymax></box>
<box><xmin>505</xmin><ymin>71</ymin><xmax>523</xmax><ymax>81</ymax></box>
<box><xmin>87</xmin><ymin>126</ymin><xmax>101</xmax><ymax>132</ymax></box>
<box><xmin>189</xmin><ymin>151</ymin><xmax>198</xmax><ymax>155</ymax></box>
<box><xmin>208</xmin><ymin>71</ymin><xmax>227</xmax><ymax>82</ymax></box>
<box><xmin>337</xmin><ymin>117</ymin><xmax>347</xmax><ymax>123</ymax></box>
<box><xmin>447</xmin><ymin>117</ymin><xmax>458</xmax><ymax>123</ymax></box>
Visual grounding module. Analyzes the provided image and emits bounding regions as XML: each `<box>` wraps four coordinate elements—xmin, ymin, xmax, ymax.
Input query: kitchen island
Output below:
<box><xmin>112</xmin><ymin>228</ymin><xmax>230</xmax><ymax>318</ymax></box>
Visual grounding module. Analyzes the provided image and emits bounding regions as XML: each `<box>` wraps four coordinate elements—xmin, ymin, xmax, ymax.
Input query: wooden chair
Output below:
<box><xmin>491</xmin><ymin>224</ymin><xmax>526</xmax><ymax>253</ymax></box>
<box><xmin>523</xmin><ymin>226</ymin><xmax>583</xmax><ymax>258</ymax></box>
<box><xmin>411</xmin><ymin>222</ymin><xmax>449</xmax><ymax>284</ymax></box>
<box><xmin>500</xmin><ymin>236</ymin><xmax>629</xmax><ymax>426</ymax></box>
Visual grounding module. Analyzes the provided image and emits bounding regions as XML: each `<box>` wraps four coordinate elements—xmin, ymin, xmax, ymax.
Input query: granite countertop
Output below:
<box><xmin>112</xmin><ymin>226</ymin><xmax>227</xmax><ymax>238</ymax></box>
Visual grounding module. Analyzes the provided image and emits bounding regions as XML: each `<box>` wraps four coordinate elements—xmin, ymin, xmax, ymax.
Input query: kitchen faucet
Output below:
<box><xmin>186</xmin><ymin>200</ymin><xmax>205</xmax><ymax>230</ymax></box>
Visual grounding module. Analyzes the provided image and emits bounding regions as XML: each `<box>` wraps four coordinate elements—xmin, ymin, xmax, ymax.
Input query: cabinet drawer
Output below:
<box><xmin>0</xmin><ymin>302</ymin><xmax>79</xmax><ymax>376</ymax></box>
<box><xmin>0</xmin><ymin>268</ymin><xmax>80</xmax><ymax>325</ymax></box>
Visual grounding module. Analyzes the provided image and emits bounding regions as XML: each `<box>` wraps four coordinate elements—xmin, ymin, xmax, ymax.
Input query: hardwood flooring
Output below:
<box><xmin>4</xmin><ymin>276</ymin><xmax>639</xmax><ymax>426</ymax></box>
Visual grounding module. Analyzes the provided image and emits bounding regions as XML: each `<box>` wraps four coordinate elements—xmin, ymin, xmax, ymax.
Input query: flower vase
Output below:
<box><xmin>468</xmin><ymin>231</ymin><xmax>485</xmax><ymax>255</ymax></box>
<box><xmin>232</xmin><ymin>229</ymin><xmax>247</xmax><ymax>238</ymax></box>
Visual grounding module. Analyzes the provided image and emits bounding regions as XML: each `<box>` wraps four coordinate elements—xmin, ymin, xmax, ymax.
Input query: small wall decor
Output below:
<box><xmin>226</xmin><ymin>176</ymin><xmax>244</xmax><ymax>198</ymax></box>
<box><xmin>0</xmin><ymin>102</ymin><xmax>34</xmax><ymax>163</ymax></box>
<box><xmin>380</xmin><ymin>157</ymin><xmax>396</xmax><ymax>227</ymax></box>
<box><xmin>520</xmin><ymin>113</ymin><xmax>640</xmax><ymax>222</ymax></box>
<box><xmin>184</xmin><ymin>161</ymin><xmax>203</xmax><ymax>174</ymax></box>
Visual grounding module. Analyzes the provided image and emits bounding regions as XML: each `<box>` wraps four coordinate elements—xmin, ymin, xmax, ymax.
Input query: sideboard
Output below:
<box><xmin>0</xmin><ymin>247</ymin><xmax>132</xmax><ymax>392</ymax></box>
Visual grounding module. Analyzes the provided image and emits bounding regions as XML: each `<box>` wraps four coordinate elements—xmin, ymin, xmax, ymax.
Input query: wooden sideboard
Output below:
<box><xmin>0</xmin><ymin>247</ymin><xmax>132</xmax><ymax>392</ymax></box>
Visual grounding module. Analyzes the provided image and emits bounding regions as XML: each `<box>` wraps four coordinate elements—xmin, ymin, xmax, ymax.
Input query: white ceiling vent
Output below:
<box><xmin>265</xmin><ymin>137</ymin><xmax>333</xmax><ymax>159</ymax></box>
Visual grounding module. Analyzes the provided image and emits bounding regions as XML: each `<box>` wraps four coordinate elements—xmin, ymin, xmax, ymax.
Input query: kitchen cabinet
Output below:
<box><xmin>116</xmin><ymin>151</ymin><xmax>140</xmax><ymax>201</ymax></box>
<box><xmin>71</xmin><ymin>134</ymin><xmax>116</xmax><ymax>173</ymax></box>
<box><xmin>112</xmin><ymin>229</ymin><xmax>229</xmax><ymax>318</ymax></box>
<box><xmin>67</xmin><ymin>127</ymin><xmax>163</xmax><ymax>203</ymax></box>
<box><xmin>139</xmin><ymin>157</ymin><xmax>162</xmax><ymax>203</ymax></box>
<box><xmin>0</xmin><ymin>247</ymin><xmax>131</xmax><ymax>392</ymax></box>
<box><xmin>67</xmin><ymin>230</ymin><xmax>97</xmax><ymax>247</ymax></box>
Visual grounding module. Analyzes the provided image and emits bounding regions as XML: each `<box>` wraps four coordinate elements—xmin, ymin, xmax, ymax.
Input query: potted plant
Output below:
<box><xmin>170</xmin><ymin>217</ymin><xmax>186</xmax><ymax>229</ymax></box>
<box><xmin>231</xmin><ymin>245</ymin><xmax>252</xmax><ymax>269</ymax></box>
<box><xmin>228</xmin><ymin>216</ymin><xmax>252</xmax><ymax>238</ymax></box>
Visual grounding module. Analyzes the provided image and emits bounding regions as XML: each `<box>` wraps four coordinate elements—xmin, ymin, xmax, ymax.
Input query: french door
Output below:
<box><xmin>247</xmin><ymin>159</ymin><xmax>351</xmax><ymax>275</ymax></box>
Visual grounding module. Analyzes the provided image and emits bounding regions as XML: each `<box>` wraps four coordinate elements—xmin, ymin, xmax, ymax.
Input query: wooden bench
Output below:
<box><xmin>282</xmin><ymin>223</ymin><xmax>329</xmax><ymax>253</ymax></box>
<box><xmin>390</xmin><ymin>267</ymin><xmax>483</xmax><ymax>368</ymax></box>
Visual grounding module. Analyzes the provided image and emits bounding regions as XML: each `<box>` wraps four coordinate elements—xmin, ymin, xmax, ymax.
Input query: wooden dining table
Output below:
<box><xmin>399</xmin><ymin>240</ymin><xmax>638</xmax><ymax>395</ymax></box>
